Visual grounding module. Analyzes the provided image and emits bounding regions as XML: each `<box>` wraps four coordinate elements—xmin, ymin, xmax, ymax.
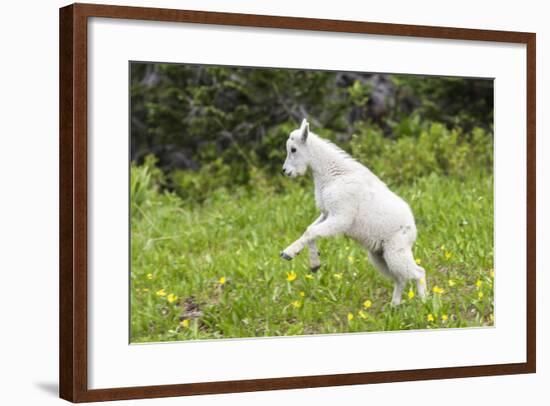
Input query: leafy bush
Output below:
<box><xmin>349</xmin><ymin>121</ymin><xmax>492</xmax><ymax>185</ymax></box>
<box><xmin>389</xmin><ymin>75</ymin><xmax>493</xmax><ymax>133</ymax></box>
<box><xmin>131</xmin><ymin>118</ymin><xmax>493</xmax><ymax>203</ymax></box>
<box><xmin>130</xmin><ymin>155</ymin><xmax>165</xmax><ymax>210</ymax></box>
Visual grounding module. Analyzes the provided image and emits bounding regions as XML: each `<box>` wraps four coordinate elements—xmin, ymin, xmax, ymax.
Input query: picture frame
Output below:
<box><xmin>59</xmin><ymin>2</ymin><xmax>536</xmax><ymax>402</ymax></box>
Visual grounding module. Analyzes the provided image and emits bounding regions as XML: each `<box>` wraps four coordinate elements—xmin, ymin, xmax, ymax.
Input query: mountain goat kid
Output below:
<box><xmin>280</xmin><ymin>119</ymin><xmax>427</xmax><ymax>305</ymax></box>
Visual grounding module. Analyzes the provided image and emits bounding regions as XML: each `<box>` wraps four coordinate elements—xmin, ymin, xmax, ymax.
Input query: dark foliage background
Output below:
<box><xmin>130</xmin><ymin>62</ymin><xmax>493</xmax><ymax>201</ymax></box>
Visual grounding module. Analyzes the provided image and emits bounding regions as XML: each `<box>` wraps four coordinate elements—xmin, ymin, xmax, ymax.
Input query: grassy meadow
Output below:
<box><xmin>130</xmin><ymin>165</ymin><xmax>494</xmax><ymax>343</ymax></box>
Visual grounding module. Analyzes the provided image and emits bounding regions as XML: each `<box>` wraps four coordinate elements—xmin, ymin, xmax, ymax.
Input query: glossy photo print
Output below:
<box><xmin>129</xmin><ymin>62</ymin><xmax>494</xmax><ymax>343</ymax></box>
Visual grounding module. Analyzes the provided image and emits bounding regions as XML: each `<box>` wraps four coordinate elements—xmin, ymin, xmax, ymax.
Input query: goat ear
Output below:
<box><xmin>300</xmin><ymin>119</ymin><xmax>309</xmax><ymax>143</ymax></box>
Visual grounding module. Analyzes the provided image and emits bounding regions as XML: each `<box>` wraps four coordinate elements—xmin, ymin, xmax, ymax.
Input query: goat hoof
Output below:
<box><xmin>280</xmin><ymin>252</ymin><xmax>293</xmax><ymax>261</ymax></box>
<box><xmin>310</xmin><ymin>265</ymin><xmax>321</xmax><ymax>273</ymax></box>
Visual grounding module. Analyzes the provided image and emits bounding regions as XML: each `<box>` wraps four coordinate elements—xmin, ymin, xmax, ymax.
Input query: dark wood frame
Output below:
<box><xmin>59</xmin><ymin>2</ymin><xmax>536</xmax><ymax>402</ymax></box>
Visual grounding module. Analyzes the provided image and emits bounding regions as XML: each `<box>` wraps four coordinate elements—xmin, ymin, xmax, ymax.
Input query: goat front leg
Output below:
<box><xmin>308</xmin><ymin>240</ymin><xmax>321</xmax><ymax>272</ymax></box>
<box><xmin>281</xmin><ymin>214</ymin><xmax>351</xmax><ymax>261</ymax></box>
<box><xmin>306</xmin><ymin>213</ymin><xmax>326</xmax><ymax>272</ymax></box>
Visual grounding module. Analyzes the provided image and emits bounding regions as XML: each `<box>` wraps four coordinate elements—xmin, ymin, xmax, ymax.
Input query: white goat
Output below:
<box><xmin>280</xmin><ymin>119</ymin><xmax>427</xmax><ymax>305</ymax></box>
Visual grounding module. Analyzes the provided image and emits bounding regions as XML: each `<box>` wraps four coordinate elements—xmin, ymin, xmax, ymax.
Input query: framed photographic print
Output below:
<box><xmin>59</xmin><ymin>3</ymin><xmax>536</xmax><ymax>402</ymax></box>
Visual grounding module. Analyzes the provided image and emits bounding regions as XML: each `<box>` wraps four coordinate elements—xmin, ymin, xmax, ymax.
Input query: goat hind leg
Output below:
<box><xmin>415</xmin><ymin>265</ymin><xmax>427</xmax><ymax>300</ymax></box>
<box><xmin>383</xmin><ymin>245</ymin><xmax>422</xmax><ymax>305</ymax></box>
<box><xmin>368</xmin><ymin>250</ymin><xmax>404</xmax><ymax>305</ymax></box>
<box><xmin>391</xmin><ymin>279</ymin><xmax>406</xmax><ymax>306</ymax></box>
<box><xmin>368</xmin><ymin>250</ymin><xmax>394</xmax><ymax>280</ymax></box>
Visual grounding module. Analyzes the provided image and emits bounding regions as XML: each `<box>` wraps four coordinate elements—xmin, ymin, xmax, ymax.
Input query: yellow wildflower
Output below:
<box><xmin>347</xmin><ymin>312</ymin><xmax>354</xmax><ymax>321</ymax></box>
<box><xmin>415</xmin><ymin>258</ymin><xmax>422</xmax><ymax>265</ymax></box>
<box><xmin>444</xmin><ymin>251</ymin><xmax>453</xmax><ymax>260</ymax></box>
<box><xmin>478</xmin><ymin>291</ymin><xmax>484</xmax><ymax>299</ymax></box>
<box><xmin>490</xmin><ymin>269</ymin><xmax>495</xmax><ymax>278</ymax></box>
<box><xmin>363</xmin><ymin>299</ymin><xmax>372</xmax><ymax>309</ymax></box>
<box><xmin>427</xmin><ymin>314</ymin><xmax>435</xmax><ymax>322</ymax></box>
<box><xmin>432</xmin><ymin>285</ymin><xmax>445</xmax><ymax>295</ymax></box>
<box><xmin>299</xmin><ymin>291</ymin><xmax>305</xmax><ymax>297</ymax></box>
<box><xmin>334</xmin><ymin>273</ymin><xmax>343</xmax><ymax>280</ymax></box>
<box><xmin>167</xmin><ymin>293</ymin><xmax>178</xmax><ymax>303</ymax></box>
<box><xmin>218</xmin><ymin>276</ymin><xmax>226</xmax><ymax>285</ymax></box>
<box><xmin>358</xmin><ymin>310</ymin><xmax>368</xmax><ymax>319</ymax></box>
<box><xmin>156</xmin><ymin>288</ymin><xmax>166</xmax><ymax>297</ymax></box>
<box><xmin>407</xmin><ymin>290</ymin><xmax>415</xmax><ymax>300</ymax></box>
<box><xmin>476</xmin><ymin>279</ymin><xmax>482</xmax><ymax>289</ymax></box>
<box><xmin>286</xmin><ymin>271</ymin><xmax>297</xmax><ymax>282</ymax></box>
<box><xmin>180</xmin><ymin>319</ymin><xmax>190</xmax><ymax>328</ymax></box>
<box><xmin>146</xmin><ymin>273</ymin><xmax>153</xmax><ymax>280</ymax></box>
<box><xmin>291</xmin><ymin>300</ymin><xmax>301</xmax><ymax>309</ymax></box>
<box><xmin>442</xmin><ymin>314</ymin><xmax>449</xmax><ymax>322</ymax></box>
<box><xmin>448</xmin><ymin>279</ymin><xmax>456</xmax><ymax>287</ymax></box>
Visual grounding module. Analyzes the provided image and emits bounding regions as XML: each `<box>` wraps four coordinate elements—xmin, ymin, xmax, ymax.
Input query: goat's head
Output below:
<box><xmin>282</xmin><ymin>118</ymin><xmax>310</xmax><ymax>178</ymax></box>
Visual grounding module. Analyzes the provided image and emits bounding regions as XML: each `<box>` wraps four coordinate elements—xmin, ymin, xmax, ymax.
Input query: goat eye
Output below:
<box><xmin>291</xmin><ymin>147</ymin><xmax>297</xmax><ymax>153</ymax></box>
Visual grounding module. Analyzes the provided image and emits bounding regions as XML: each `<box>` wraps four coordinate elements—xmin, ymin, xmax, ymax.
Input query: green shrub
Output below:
<box><xmin>350</xmin><ymin>120</ymin><xmax>492</xmax><ymax>185</ymax></box>
<box><xmin>171</xmin><ymin>158</ymin><xmax>233</xmax><ymax>203</ymax></box>
<box><xmin>134</xmin><ymin>119</ymin><xmax>493</xmax><ymax>203</ymax></box>
<box><xmin>130</xmin><ymin>155</ymin><xmax>165</xmax><ymax>210</ymax></box>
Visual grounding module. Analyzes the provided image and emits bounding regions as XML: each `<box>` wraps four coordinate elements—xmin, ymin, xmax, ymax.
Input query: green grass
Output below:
<box><xmin>130</xmin><ymin>171</ymin><xmax>494</xmax><ymax>343</ymax></box>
